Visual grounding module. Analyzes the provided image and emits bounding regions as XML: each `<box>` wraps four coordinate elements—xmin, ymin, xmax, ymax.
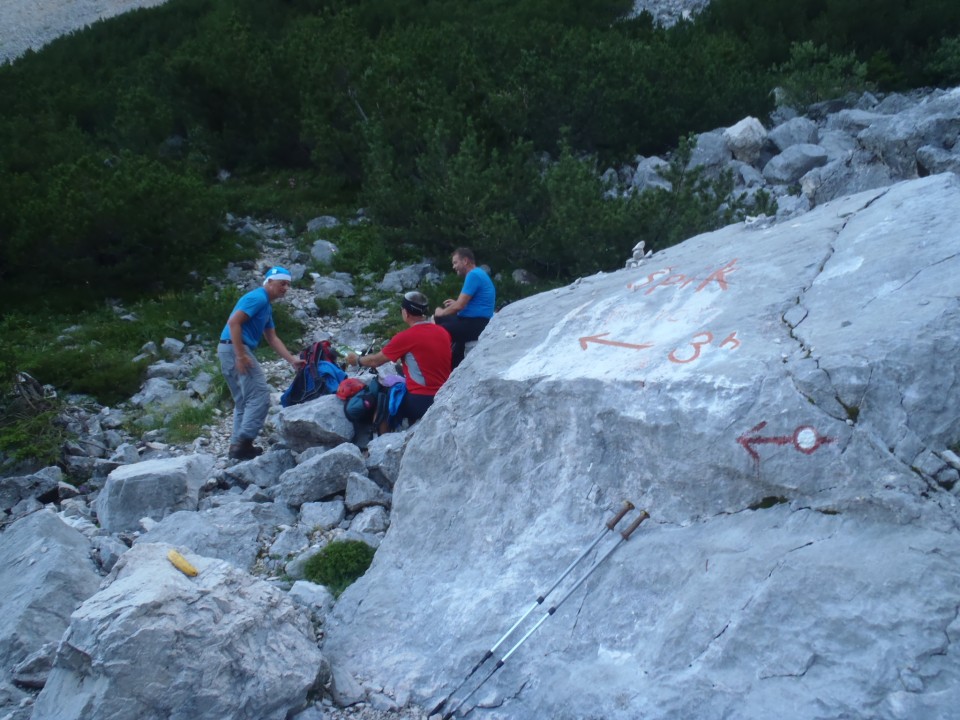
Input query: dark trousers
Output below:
<box><xmin>397</xmin><ymin>393</ymin><xmax>435</xmax><ymax>425</ymax></box>
<box><xmin>435</xmin><ymin>315</ymin><xmax>490</xmax><ymax>368</ymax></box>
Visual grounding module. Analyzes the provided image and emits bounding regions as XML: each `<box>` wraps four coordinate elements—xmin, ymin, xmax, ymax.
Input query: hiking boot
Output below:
<box><xmin>228</xmin><ymin>439</ymin><xmax>263</xmax><ymax>460</ymax></box>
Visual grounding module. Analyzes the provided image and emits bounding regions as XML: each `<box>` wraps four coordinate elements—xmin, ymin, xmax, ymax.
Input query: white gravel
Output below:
<box><xmin>0</xmin><ymin>0</ymin><xmax>169</xmax><ymax>63</ymax></box>
<box><xmin>1</xmin><ymin>0</ymin><xmax>710</xmax><ymax>65</ymax></box>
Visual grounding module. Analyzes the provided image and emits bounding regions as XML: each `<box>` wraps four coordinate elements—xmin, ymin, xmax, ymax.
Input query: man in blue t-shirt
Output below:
<box><xmin>433</xmin><ymin>247</ymin><xmax>495</xmax><ymax>368</ymax></box>
<box><xmin>218</xmin><ymin>266</ymin><xmax>305</xmax><ymax>460</ymax></box>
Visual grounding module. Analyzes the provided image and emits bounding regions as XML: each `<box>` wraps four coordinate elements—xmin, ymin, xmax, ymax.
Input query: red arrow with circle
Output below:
<box><xmin>737</xmin><ymin>421</ymin><xmax>834</xmax><ymax>460</ymax></box>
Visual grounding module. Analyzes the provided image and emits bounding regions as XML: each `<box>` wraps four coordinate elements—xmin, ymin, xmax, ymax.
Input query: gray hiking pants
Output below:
<box><xmin>218</xmin><ymin>343</ymin><xmax>270</xmax><ymax>444</ymax></box>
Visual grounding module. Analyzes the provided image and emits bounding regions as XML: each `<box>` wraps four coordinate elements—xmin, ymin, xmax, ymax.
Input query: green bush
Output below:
<box><xmin>2</xmin><ymin>152</ymin><xmax>225</xmax><ymax>302</ymax></box>
<box><xmin>926</xmin><ymin>36</ymin><xmax>960</xmax><ymax>85</ymax></box>
<box><xmin>774</xmin><ymin>41</ymin><xmax>872</xmax><ymax>108</ymax></box>
<box><xmin>303</xmin><ymin>540</ymin><xmax>376</xmax><ymax>596</ymax></box>
<box><xmin>163</xmin><ymin>402</ymin><xmax>219</xmax><ymax>444</ymax></box>
<box><xmin>313</xmin><ymin>297</ymin><xmax>340</xmax><ymax>317</ymax></box>
<box><xmin>0</xmin><ymin>370</ymin><xmax>69</xmax><ymax>466</ymax></box>
<box><xmin>0</xmin><ymin>411</ymin><xmax>65</xmax><ymax>466</ymax></box>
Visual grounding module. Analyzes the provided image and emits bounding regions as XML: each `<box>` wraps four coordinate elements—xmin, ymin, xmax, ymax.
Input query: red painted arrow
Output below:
<box><xmin>737</xmin><ymin>422</ymin><xmax>834</xmax><ymax>460</ymax></box>
<box><xmin>579</xmin><ymin>333</ymin><xmax>654</xmax><ymax>351</ymax></box>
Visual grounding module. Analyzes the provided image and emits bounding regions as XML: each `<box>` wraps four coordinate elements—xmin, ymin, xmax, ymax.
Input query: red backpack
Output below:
<box><xmin>336</xmin><ymin>377</ymin><xmax>367</xmax><ymax>400</ymax></box>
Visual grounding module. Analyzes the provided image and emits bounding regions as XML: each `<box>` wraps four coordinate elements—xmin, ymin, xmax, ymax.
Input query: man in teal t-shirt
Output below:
<box><xmin>218</xmin><ymin>266</ymin><xmax>304</xmax><ymax>460</ymax></box>
<box><xmin>433</xmin><ymin>247</ymin><xmax>495</xmax><ymax>368</ymax></box>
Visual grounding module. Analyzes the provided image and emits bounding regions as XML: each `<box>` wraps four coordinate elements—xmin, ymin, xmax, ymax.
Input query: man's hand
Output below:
<box><xmin>442</xmin><ymin>298</ymin><xmax>455</xmax><ymax>308</ymax></box>
<box><xmin>290</xmin><ymin>357</ymin><xmax>306</xmax><ymax>371</ymax></box>
<box><xmin>235</xmin><ymin>352</ymin><xmax>253</xmax><ymax>375</ymax></box>
<box><xmin>345</xmin><ymin>352</ymin><xmax>359</xmax><ymax>366</ymax></box>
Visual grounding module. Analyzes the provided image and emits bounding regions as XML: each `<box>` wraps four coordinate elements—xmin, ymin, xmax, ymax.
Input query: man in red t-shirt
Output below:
<box><xmin>345</xmin><ymin>291</ymin><xmax>452</xmax><ymax>427</ymax></box>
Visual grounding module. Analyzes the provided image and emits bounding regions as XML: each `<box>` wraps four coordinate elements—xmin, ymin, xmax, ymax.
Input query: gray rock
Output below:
<box><xmin>221</xmin><ymin>447</ymin><xmax>297</xmax><ymax>488</ymax></box>
<box><xmin>800</xmin><ymin>152</ymin><xmax>896</xmax><ymax>206</ymax></box>
<box><xmin>239</xmin><ymin>484</ymin><xmax>274</xmax><ymax>502</ymax></box>
<box><xmin>874</xmin><ymin>91</ymin><xmax>919</xmax><ymax>115</ymax></box>
<box><xmin>322</xmin><ymin>174</ymin><xmax>960</xmax><ymax>720</ymax></box>
<box><xmin>685</xmin><ymin>130</ymin><xmax>732</xmax><ymax>179</ymax></box>
<box><xmin>857</xmin><ymin>88</ymin><xmax>960</xmax><ymax>178</ymax></box>
<box><xmin>288</xmin><ymin>580</ymin><xmax>335</xmax><ymax>618</ymax></box>
<box><xmin>310</xmin><ymin>239</ymin><xmax>338</xmax><ymax>265</ymax></box>
<box><xmin>377</xmin><ymin>262</ymin><xmax>442</xmax><ymax>292</ymax></box>
<box><xmin>722</xmin><ymin>116</ymin><xmax>766</xmax><ymax>163</ymax></box>
<box><xmin>0</xmin><ymin>681</ymin><xmax>31</xmax><ymax>720</ymax></box>
<box><xmin>0</xmin><ymin>510</ymin><xmax>100</xmax><ymax>676</ymax></box>
<box><xmin>817</xmin><ymin>128</ymin><xmax>859</xmax><ymax>161</ymax></box>
<box><xmin>32</xmin><ymin>543</ymin><xmax>327</xmax><ymax>720</ymax></box>
<box><xmin>187</xmin><ymin>370</ymin><xmax>215</xmax><ymax>397</ymax></box>
<box><xmin>313</xmin><ymin>273</ymin><xmax>355</xmax><ymax>299</ymax></box>
<box><xmin>0</xmin><ymin>466</ymin><xmax>61</xmax><ymax>512</ymax></box>
<box><xmin>762</xmin><ymin>143</ymin><xmax>829</xmax><ymax>184</ymax></box>
<box><xmin>128</xmin><ymin>376</ymin><xmax>186</xmax><ymax>408</ymax></box>
<box><xmin>95</xmin><ymin>454</ymin><xmax>215</xmax><ymax>533</ymax></box>
<box><xmin>290</xmin><ymin>705</ymin><xmax>325</xmax><ymax>720</ymax></box>
<box><xmin>917</xmin><ymin>144</ymin><xmax>960</xmax><ymax>175</ymax></box>
<box><xmin>307</xmin><ymin>216</ymin><xmax>340</xmax><ymax>233</ymax></box>
<box><xmin>98</xmin><ymin>407</ymin><xmax>127</xmax><ymax>430</ymax></box>
<box><xmin>731</xmin><ymin>161</ymin><xmax>764</xmax><ymax>189</ymax></box>
<box><xmin>341</xmin><ymin>530</ymin><xmax>382</xmax><ymax>549</ymax></box>
<box><xmin>138</xmin><ymin>501</ymin><xmax>296</xmax><ymax>571</ymax></box>
<box><xmin>109</xmin><ymin>442</ymin><xmax>140</xmax><ymax>464</ymax></box>
<box><xmin>511</xmin><ymin>269</ymin><xmax>538</xmax><ymax>285</ymax></box>
<box><xmin>348</xmin><ymin>506</ymin><xmax>389</xmax><ymax>535</ymax></box>
<box><xmin>344</xmin><ymin>473</ymin><xmax>391</xmax><ymax>512</ymax></box>
<box><xmin>145</xmin><ymin>360</ymin><xmax>182</xmax><ymax>380</ymax></box>
<box><xmin>767</xmin><ymin>116</ymin><xmax>819</xmax><ymax>151</ymax></box>
<box><xmin>277</xmin><ymin>394</ymin><xmax>355</xmax><ymax>452</ymax></box>
<box><xmin>270</xmin><ymin>526</ymin><xmax>310</xmax><ymax>559</ymax></box>
<box><xmin>287</xmin><ymin>263</ymin><xmax>307</xmax><ymax>282</ymax></box>
<box><xmin>774</xmin><ymin>193</ymin><xmax>812</xmax><ymax>221</ymax></box>
<box><xmin>300</xmin><ymin>500</ymin><xmax>346</xmax><ymax>532</ymax></box>
<box><xmin>364</xmin><ymin>433</ymin><xmax>407</xmax><ymax>490</ymax></box>
<box><xmin>330</xmin><ymin>665</ymin><xmax>366</xmax><ymax>707</ymax></box>
<box><xmin>90</xmin><ymin>535</ymin><xmax>128</xmax><ymax>573</ymax></box>
<box><xmin>631</xmin><ymin>156</ymin><xmax>671</xmax><ymax>192</ymax></box>
<box><xmin>825</xmin><ymin>108</ymin><xmax>885</xmax><ymax>134</ymax></box>
<box><xmin>278</xmin><ymin>444</ymin><xmax>366</xmax><ymax>507</ymax></box>
<box><xmin>161</xmin><ymin>337</ymin><xmax>185</xmax><ymax>356</ymax></box>
<box><xmin>11</xmin><ymin>641</ymin><xmax>56</xmax><ymax>689</ymax></box>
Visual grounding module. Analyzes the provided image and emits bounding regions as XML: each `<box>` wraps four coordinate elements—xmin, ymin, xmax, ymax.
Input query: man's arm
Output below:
<box><xmin>434</xmin><ymin>292</ymin><xmax>472</xmax><ymax>318</ymax></box>
<box><xmin>345</xmin><ymin>350</ymin><xmax>390</xmax><ymax>368</ymax></box>
<box><xmin>227</xmin><ymin>311</ymin><xmax>254</xmax><ymax>374</ymax></box>
<box><xmin>263</xmin><ymin>327</ymin><xmax>306</xmax><ymax>370</ymax></box>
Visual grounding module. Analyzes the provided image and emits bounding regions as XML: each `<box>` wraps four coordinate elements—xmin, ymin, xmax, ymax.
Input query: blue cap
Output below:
<box><xmin>263</xmin><ymin>266</ymin><xmax>293</xmax><ymax>285</ymax></box>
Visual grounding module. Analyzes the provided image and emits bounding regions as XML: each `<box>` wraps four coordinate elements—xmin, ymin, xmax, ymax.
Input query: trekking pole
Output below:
<box><xmin>442</xmin><ymin>510</ymin><xmax>650</xmax><ymax>720</ymax></box>
<box><xmin>430</xmin><ymin>501</ymin><xmax>634</xmax><ymax>717</ymax></box>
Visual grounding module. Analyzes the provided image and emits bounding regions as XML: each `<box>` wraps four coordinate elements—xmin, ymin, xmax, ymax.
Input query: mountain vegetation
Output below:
<box><xmin>1</xmin><ymin>0</ymin><xmax>959</xmax><ymax>460</ymax></box>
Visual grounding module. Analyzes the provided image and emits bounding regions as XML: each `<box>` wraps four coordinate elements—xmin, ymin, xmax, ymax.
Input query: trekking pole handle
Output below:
<box><xmin>605</xmin><ymin>500</ymin><xmax>635</xmax><ymax>530</ymax></box>
<box><xmin>621</xmin><ymin>510</ymin><xmax>650</xmax><ymax>540</ymax></box>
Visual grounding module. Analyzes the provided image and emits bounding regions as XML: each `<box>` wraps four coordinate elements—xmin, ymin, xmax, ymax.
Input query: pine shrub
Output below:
<box><xmin>302</xmin><ymin>540</ymin><xmax>376</xmax><ymax>597</ymax></box>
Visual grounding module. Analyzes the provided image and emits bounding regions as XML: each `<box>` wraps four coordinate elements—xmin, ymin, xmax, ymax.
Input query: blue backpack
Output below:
<box><xmin>280</xmin><ymin>341</ymin><xmax>347</xmax><ymax>407</ymax></box>
<box><xmin>344</xmin><ymin>377</ymin><xmax>406</xmax><ymax>428</ymax></box>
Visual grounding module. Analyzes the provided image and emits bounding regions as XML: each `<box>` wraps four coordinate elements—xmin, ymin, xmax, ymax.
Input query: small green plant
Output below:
<box><xmin>843</xmin><ymin>403</ymin><xmax>860</xmax><ymax>423</ymax></box>
<box><xmin>0</xmin><ymin>373</ymin><xmax>69</xmax><ymax>466</ymax></box>
<box><xmin>313</xmin><ymin>296</ymin><xmax>340</xmax><ymax>316</ymax></box>
<box><xmin>165</xmin><ymin>402</ymin><xmax>218</xmax><ymax>444</ymax></box>
<box><xmin>748</xmin><ymin>496</ymin><xmax>789</xmax><ymax>511</ymax></box>
<box><xmin>303</xmin><ymin>540</ymin><xmax>376</xmax><ymax>597</ymax></box>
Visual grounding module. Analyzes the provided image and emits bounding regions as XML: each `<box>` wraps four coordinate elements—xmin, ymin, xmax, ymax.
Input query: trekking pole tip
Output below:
<box><xmin>621</xmin><ymin>510</ymin><xmax>650</xmax><ymax>540</ymax></box>
<box><xmin>605</xmin><ymin>500</ymin><xmax>635</xmax><ymax>530</ymax></box>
